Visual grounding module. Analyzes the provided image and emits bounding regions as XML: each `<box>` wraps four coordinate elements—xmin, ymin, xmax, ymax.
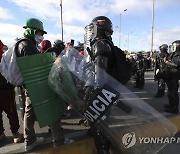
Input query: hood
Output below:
<box><xmin>41</xmin><ymin>40</ymin><xmax>51</xmax><ymax>53</ymax></box>
<box><xmin>24</xmin><ymin>28</ymin><xmax>36</xmax><ymax>38</ymax></box>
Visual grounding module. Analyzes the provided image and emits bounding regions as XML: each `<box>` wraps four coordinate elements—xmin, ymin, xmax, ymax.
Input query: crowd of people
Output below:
<box><xmin>153</xmin><ymin>42</ymin><xmax>180</xmax><ymax>114</ymax></box>
<box><xmin>127</xmin><ymin>41</ymin><xmax>180</xmax><ymax>115</ymax></box>
<box><xmin>0</xmin><ymin>16</ymin><xmax>179</xmax><ymax>154</ymax></box>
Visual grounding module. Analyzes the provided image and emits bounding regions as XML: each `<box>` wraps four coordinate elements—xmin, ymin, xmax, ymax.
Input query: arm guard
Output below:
<box><xmin>173</xmin><ymin>55</ymin><xmax>180</xmax><ymax>67</ymax></box>
<box><xmin>93</xmin><ymin>40</ymin><xmax>112</xmax><ymax>86</ymax></box>
<box><xmin>94</xmin><ymin>40</ymin><xmax>112</xmax><ymax>58</ymax></box>
<box><xmin>166</xmin><ymin>61</ymin><xmax>178</xmax><ymax>68</ymax></box>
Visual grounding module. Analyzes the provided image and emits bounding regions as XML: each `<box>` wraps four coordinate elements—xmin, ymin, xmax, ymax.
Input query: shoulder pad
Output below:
<box><xmin>94</xmin><ymin>40</ymin><xmax>112</xmax><ymax>57</ymax></box>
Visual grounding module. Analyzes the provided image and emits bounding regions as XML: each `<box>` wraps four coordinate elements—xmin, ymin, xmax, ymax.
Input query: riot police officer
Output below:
<box><xmin>134</xmin><ymin>52</ymin><xmax>145</xmax><ymax>89</ymax></box>
<box><xmin>83</xmin><ymin>16</ymin><xmax>114</xmax><ymax>154</ymax></box>
<box><xmin>160</xmin><ymin>40</ymin><xmax>180</xmax><ymax>113</ymax></box>
<box><xmin>154</xmin><ymin>44</ymin><xmax>169</xmax><ymax>98</ymax></box>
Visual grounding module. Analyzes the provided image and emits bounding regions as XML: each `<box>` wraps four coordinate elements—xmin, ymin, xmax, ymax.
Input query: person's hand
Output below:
<box><xmin>163</xmin><ymin>57</ymin><xmax>168</xmax><ymax>63</ymax></box>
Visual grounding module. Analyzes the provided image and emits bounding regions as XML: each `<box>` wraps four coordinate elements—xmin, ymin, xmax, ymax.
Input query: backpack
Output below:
<box><xmin>0</xmin><ymin>39</ymin><xmax>25</xmax><ymax>86</ymax></box>
<box><xmin>108</xmin><ymin>46</ymin><xmax>131</xmax><ymax>84</ymax></box>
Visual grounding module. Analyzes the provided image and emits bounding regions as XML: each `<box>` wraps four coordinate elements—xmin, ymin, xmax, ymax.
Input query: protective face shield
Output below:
<box><xmin>84</xmin><ymin>23</ymin><xmax>94</xmax><ymax>49</ymax></box>
<box><xmin>168</xmin><ymin>45</ymin><xmax>173</xmax><ymax>53</ymax></box>
<box><xmin>172</xmin><ymin>40</ymin><xmax>180</xmax><ymax>52</ymax></box>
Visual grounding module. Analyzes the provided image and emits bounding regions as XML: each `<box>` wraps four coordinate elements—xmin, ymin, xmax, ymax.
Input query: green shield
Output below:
<box><xmin>17</xmin><ymin>53</ymin><xmax>65</xmax><ymax>127</ymax></box>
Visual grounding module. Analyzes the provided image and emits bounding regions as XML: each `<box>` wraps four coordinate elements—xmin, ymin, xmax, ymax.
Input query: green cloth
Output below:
<box><xmin>23</xmin><ymin>28</ymin><xmax>36</xmax><ymax>38</ymax></box>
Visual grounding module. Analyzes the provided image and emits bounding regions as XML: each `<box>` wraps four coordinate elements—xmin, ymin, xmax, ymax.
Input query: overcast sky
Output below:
<box><xmin>0</xmin><ymin>0</ymin><xmax>180</xmax><ymax>52</ymax></box>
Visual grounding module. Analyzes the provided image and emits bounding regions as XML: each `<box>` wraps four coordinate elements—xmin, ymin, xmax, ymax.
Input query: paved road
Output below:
<box><xmin>1</xmin><ymin>70</ymin><xmax>180</xmax><ymax>153</ymax></box>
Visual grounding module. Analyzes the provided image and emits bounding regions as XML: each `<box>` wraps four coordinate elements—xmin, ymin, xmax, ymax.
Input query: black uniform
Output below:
<box><xmin>154</xmin><ymin>44</ymin><xmax>169</xmax><ymax>97</ymax></box>
<box><xmin>83</xmin><ymin>16</ymin><xmax>114</xmax><ymax>154</ymax></box>
<box><xmin>134</xmin><ymin>53</ymin><xmax>145</xmax><ymax>89</ymax></box>
<box><xmin>129</xmin><ymin>56</ymin><xmax>136</xmax><ymax>77</ymax></box>
<box><xmin>0</xmin><ymin>74</ymin><xmax>20</xmax><ymax>136</ymax></box>
<box><xmin>159</xmin><ymin>40</ymin><xmax>180</xmax><ymax>113</ymax></box>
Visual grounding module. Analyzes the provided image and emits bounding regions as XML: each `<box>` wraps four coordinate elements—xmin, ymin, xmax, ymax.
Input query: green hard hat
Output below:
<box><xmin>23</xmin><ymin>18</ymin><xmax>47</xmax><ymax>34</ymax></box>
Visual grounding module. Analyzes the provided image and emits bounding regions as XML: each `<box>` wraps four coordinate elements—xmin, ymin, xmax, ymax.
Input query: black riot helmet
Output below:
<box><xmin>91</xmin><ymin>16</ymin><xmax>113</xmax><ymax>35</ymax></box>
<box><xmin>53</xmin><ymin>39</ymin><xmax>65</xmax><ymax>50</ymax></box>
<box><xmin>84</xmin><ymin>16</ymin><xmax>113</xmax><ymax>47</ymax></box>
<box><xmin>137</xmin><ymin>52</ymin><xmax>143</xmax><ymax>58</ymax></box>
<box><xmin>159</xmin><ymin>44</ymin><xmax>168</xmax><ymax>52</ymax></box>
<box><xmin>172</xmin><ymin>40</ymin><xmax>180</xmax><ymax>52</ymax></box>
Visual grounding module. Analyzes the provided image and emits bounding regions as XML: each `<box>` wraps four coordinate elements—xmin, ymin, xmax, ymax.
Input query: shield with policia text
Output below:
<box><xmin>48</xmin><ymin>54</ymin><xmax>177</xmax><ymax>154</ymax></box>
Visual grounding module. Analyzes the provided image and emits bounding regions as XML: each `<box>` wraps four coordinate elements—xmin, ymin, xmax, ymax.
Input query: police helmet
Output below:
<box><xmin>137</xmin><ymin>52</ymin><xmax>143</xmax><ymax>57</ymax></box>
<box><xmin>53</xmin><ymin>39</ymin><xmax>65</xmax><ymax>50</ymax></box>
<box><xmin>91</xmin><ymin>16</ymin><xmax>113</xmax><ymax>35</ymax></box>
<box><xmin>159</xmin><ymin>44</ymin><xmax>168</xmax><ymax>51</ymax></box>
<box><xmin>54</xmin><ymin>39</ymin><xmax>64</xmax><ymax>45</ymax></box>
<box><xmin>84</xmin><ymin>16</ymin><xmax>113</xmax><ymax>47</ymax></box>
<box><xmin>172</xmin><ymin>40</ymin><xmax>180</xmax><ymax>52</ymax></box>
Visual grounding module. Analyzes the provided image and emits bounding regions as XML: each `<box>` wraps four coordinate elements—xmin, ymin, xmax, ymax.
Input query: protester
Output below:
<box><xmin>16</xmin><ymin>18</ymin><xmax>46</xmax><ymax>151</ymax></box>
<box><xmin>0</xmin><ymin>40</ymin><xmax>22</xmax><ymax>143</ymax></box>
<box><xmin>40</xmin><ymin>39</ymin><xmax>52</xmax><ymax>53</ymax></box>
<box><xmin>0</xmin><ymin>40</ymin><xmax>4</xmax><ymax>60</ymax></box>
<box><xmin>74</xmin><ymin>43</ymin><xmax>84</xmax><ymax>72</ymax></box>
<box><xmin>64</xmin><ymin>40</ymin><xmax>79</xmax><ymax>63</ymax></box>
<box><xmin>16</xmin><ymin>18</ymin><xmax>72</xmax><ymax>152</ymax></box>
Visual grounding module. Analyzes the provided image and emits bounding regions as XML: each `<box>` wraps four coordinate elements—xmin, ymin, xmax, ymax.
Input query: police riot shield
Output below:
<box><xmin>48</xmin><ymin>55</ymin><xmax>176</xmax><ymax>154</ymax></box>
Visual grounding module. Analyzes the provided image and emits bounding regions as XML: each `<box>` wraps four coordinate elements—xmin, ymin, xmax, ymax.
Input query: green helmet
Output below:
<box><xmin>23</xmin><ymin>18</ymin><xmax>47</xmax><ymax>34</ymax></box>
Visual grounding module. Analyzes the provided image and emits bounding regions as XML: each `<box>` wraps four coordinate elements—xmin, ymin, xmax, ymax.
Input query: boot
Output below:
<box><xmin>134</xmin><ymin>85</ymin><xmax>139</xmax><ymax>88</ymax></box>
<box><xmin>164</xmin><ymin>108</ymin><xmax>179</xmax><ymax>114</ymax></box>
<box><xmin>164</xmin><ymin>96</ymin><xmax>179</xmax><ymax>114</ymax></box>
<box><xmin>164</xmin><ymin>104</ymin><xmax>172</xmax><ymax>108</ymax></box>
<box><xmin>13</xmin><ymin>132</ymin><xmax>22</xmax><ymax>143</ymax></box>
<box><xmin>0</xmin><ymin>133</ymin><xmax>6</xmax><ymax>141</ymax></box>
<box><xmin>154</xmin><ymin>90</ymin><xmax>164</xmax><ymax>98</ymax></box>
